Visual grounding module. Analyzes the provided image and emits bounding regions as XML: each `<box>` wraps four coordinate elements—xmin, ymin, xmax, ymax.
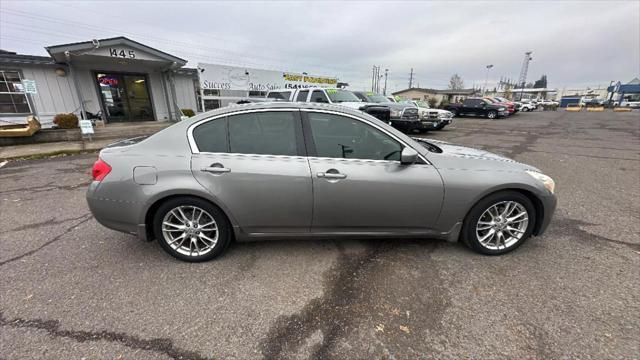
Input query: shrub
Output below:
<box><xmin>439</xmin><ymin>99</ymin><xmax>450</xmax><ymax>109</ymax></box>
<box><xmin>428</xmin><ymin>97</ymin><xmax>438</xmax><ymax>108</ymax></box>
<box><xmin>53</xmin><ymin>113</ymin><xmax>79</xmax><ymax>129</ymax></box>
<box><xmin>181</xmin><ymin>109</ymin><xmax>196</xmax><ymax>117</ymax></box>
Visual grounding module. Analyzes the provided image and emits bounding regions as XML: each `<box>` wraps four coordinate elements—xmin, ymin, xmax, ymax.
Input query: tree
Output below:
<box><xmin>533</xmin><ymin>75</ymin><xmax>548</xmax><ymax>89</ymax></box>
<box><xmin>448</xmin><ymin>74</ymin><xmax>464</xmax><ymax>90</ymax></box>
<box><xmin>428</xmin><ymin>97</ymin><xmax>438</xmax><ymax>108</ymax></box>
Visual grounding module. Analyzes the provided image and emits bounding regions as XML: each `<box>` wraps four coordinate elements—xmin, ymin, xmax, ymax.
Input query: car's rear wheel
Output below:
<box><xmin>487</xmin><ymin>110</ymin><xmax>498</xmax><ymax>119</ymax></box>
<box><xmin>153</xmin><ymin>196</ymin><xmax>231</xmax><ymax>262</ymax></box>
<box><xmin>461</xmin><ymin>191</ymin><xmax>536</xmax><ymax>255</ymax></box>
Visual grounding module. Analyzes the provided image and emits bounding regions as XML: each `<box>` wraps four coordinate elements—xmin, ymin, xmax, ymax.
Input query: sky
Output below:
<box><xmin>1</xmin><ymin>0</ymin><xmax>638</xmax><ymax>93</ymax></box>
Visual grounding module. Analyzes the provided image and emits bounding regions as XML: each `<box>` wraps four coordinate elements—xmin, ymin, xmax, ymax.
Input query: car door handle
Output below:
<box><xmin>201</xmin><ymin>166</ymin><xmax>231</xmax><ymax>174</ymax></box>
<box><xmin>317</xmin><ymin>172</ymin><xmax>346</xmax><ymax>179</ymax></box>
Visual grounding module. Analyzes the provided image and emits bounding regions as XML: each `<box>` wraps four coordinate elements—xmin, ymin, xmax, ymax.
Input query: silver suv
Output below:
<box><xmin>87</xmin><ymin>102</ymin><xmax>556</xmax><ymax>262</ymax></box>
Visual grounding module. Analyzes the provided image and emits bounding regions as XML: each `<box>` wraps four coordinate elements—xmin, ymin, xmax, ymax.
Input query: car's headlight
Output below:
<box><xmin>526</xmin><ymin>170</ymin><xmax>555</xmax><ymax>194</ymax></box>
<box><xmin>438</xmin><ymin>112</ymin><xmax>452</xmax><ymax>119</ymax></box>
<box><xmin>390</xmin><ymin>109</ymin><xmax>401</xmax><ymax>117</ymax></box>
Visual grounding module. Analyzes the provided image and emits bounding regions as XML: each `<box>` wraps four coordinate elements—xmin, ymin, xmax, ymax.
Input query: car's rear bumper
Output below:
<box><xmin>86</xmin><ymin>181</ymin><xmax>146</xmax><ymax>240</ymax></box>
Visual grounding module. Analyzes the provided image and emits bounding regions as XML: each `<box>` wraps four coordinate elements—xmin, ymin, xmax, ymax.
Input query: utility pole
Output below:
<box><xmin>482</xmin><ymin>64</ymin><xmax>494</xmax><ymax>96</ymax></box>
<box><xmin>409</xmin><ymin>68</ymin><xmax>414</xmax><ymax>89</ymax></box>
<box><xmin>372</xmin><ymin>65</ymin><xmax>376</xmax><ymax>92</ymax></box>
<box><xmin>383</xmin><ymin>69</ymin><xmax>388</xmax><ymax>95</ymax></box>
<box><xmin>518</xmin><ymin>51</ymin><xmax>533</xmax><ymax>100</ymax></box>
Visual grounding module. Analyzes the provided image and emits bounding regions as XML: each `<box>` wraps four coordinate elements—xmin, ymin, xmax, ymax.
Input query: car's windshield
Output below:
<box><xmin>366</xmin><ymin>93</ymin><xmax>391</xmax><ymax>103</ymax></box>
<box><xmin>326</xmin><ymin>89</ymin><xmax>361</xmax><ymax>103</ymax></box>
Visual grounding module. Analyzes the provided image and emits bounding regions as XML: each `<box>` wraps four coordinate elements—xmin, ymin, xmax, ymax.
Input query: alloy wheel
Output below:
<box><xmin>475</xmin><ymin>201</ymin><xmax>528</xmax><ymax>250</ymax></box>
<box><xmin>161</xmin><ymin>206</ymin><xmax>218</xmax><ymax>257</ymax></box>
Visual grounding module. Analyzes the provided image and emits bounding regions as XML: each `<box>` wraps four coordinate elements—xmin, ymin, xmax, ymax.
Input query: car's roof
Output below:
<box><xmin>184</xmin><ymin>101</ymin><xmax>368</xmax><ymax>124</ymax></box>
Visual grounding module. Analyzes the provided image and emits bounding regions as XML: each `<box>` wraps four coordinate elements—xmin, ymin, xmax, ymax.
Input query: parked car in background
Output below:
<box><xmin>579</xmin><ymin>97</ymin><xmax>603</xmax><ymax>107</ymax></box>
<box><xmin>485</xmin><ymin>97</ymin><xmax>515</xmax><ymax>115</ymax></box>
<box><xmin>353</xmin><ymin>91</ymin><xmax>427</xmax><ymax>133</ymax></box>
<box><xmin>516</xmin><ymin>100</ymin><xmax>537</xmax><ymax>112</ymax></box>
<box><xmin>266</xmin><ymin>88</ymin><xmax>391</xmax><ymax>122</ymax></box>
<box><xmin>444</xmin><ymin>98</ymin><xmax>508</xmax><ymax>119</ymax></box>
<box><xmin>493</xmin><ymin>97</ymin><xmax>519</xmax><ymax>113</ymax></box>
<box><xmin>619</xmin><ymin>100</ymin><xmax>640</xmax><ymax>108</ymax></box>
<box><xmin>402</xmin><ymin>100</ymin><xmax>454</xmax><ymax>130</ymax></box>
<box><xmin>87</xmin><ymin>102</ymin><xmax>556</xmax><ymax>262</ymax></box>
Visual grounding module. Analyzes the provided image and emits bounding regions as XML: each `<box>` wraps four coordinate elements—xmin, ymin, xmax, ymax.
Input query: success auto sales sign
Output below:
<box><xmin>198</xmin><ymin>63</ymin><xmax>337</xmax><ymax>91</ymax></box>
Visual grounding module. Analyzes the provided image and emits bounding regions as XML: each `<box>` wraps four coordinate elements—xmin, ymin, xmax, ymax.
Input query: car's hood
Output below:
<box><xmin>413</xmin><ymin>138</ymin><xmax>540</xmax><ymax>172</ymax></box>
<box><xmin>382</xmin><ymin>103</ymin><xmax>414</xmax><ymax>111</ymax></box>
<box><xmin>419</xmin><ymin>107</ymin><xmax>450</xmax><ymax>114</ymax></box>
<box><xmin>336</xmin><ymin>102</ymin><xmax>383</xmax><ymax>109</ymax></box>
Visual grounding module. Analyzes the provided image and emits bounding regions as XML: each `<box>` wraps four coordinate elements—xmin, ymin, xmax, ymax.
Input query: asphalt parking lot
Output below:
<box><xmin>1</xmin><ymin>110</ymin><xmax>638</xmax><ymax>359</ymax></box>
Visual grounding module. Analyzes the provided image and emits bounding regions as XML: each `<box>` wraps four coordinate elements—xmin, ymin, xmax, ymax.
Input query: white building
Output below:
<box><xmin>0</xmin><ymin>37</ymin><xmax>199</xmax><ymax>126</ymax></box>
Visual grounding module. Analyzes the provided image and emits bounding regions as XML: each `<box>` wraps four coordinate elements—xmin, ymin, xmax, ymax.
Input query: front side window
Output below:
<box><xmin>310</xmin><ymin>90</ymin><xmax>329</xmax><ymax>103</ymax></box>
<box><xmin>307</xmin><ymin>112</ymin><xmax>402</xmax><ymax>161</ymax></box>
<box><xmin>0</xmin><ymin>70</ymin><xmax>31</xmax><ymax>114</ymax></box>
<box><xmin>228</xmin><ymin>111</ymin><xmax>298</xmax><ymax>156</ymax></box>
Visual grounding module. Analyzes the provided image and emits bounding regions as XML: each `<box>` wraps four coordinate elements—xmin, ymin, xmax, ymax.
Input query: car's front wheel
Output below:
<box><xmin>487</xmin><ymin>110</ymin><xmax>498</xmax><ymax>119</ymax></box>
<box><xmin>153</xmin><ymin>196</ymin><xmax>232</xmax><ymax>262</ymax></box>
<box><xmin>461</xmin><ymin>191</ymin><xmax>536</xmax><ymax>255</ymax></box>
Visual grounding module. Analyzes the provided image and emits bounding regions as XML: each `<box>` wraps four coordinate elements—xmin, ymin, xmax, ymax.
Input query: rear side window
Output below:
<box><xmin>296</xmin><ymin>90</ymin><xmax>309</xmax><ymax>102</ymax></box>
<box><xmin>228</xmin><ymin>111</ymin><xmax>298</xmax><ymax>156</ymax></box>
<box><xmin>192</xmin><ymin>118</ymin><xmax>228</xmax><ymax>153</ymax></box>
<box><xmin>310</xmin><ymin>90</ymin><xmax>329</xmax><ymax>103</ymax></box>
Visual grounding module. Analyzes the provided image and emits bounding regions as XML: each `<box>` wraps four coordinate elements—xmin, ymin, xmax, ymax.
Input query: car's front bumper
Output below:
<box><xmin>535</xmin><ymin>192</ymin><xmax>557</xmax><ymax>236</ymax></box>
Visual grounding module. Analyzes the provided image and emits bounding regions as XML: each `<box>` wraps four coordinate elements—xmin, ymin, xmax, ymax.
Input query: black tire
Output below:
<box><xmin>523</xmin><ymin>107</ymin><xmax>530</xmax><ymax>112</ymax></box>
<box><xmin>486</xmin><ymin>110</ymin><xmax>498</xmax><ymax>119</ymax></box>
<box><xmin>153</xmin><ymin>196</ymin><xmax>232</xmax><ymax>262</ymax></box>
<box><xmin>460</xmin><ymin>191</ymin><xmax>536</xmax><ymax>255</ymax></box>
<box><xmin>434</xmin><ymin>123</ymin><xmax>446</xmax><ymax>130</ymax></box>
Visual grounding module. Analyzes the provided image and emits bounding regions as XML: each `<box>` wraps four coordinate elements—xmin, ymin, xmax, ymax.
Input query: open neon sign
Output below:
<box><xmin>99</xmin><ymin>76</ymin><xmax>119</xmax><ymax>86</ymax></box>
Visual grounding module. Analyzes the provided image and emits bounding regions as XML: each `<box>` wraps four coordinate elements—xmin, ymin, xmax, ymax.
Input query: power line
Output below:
<box><xmin>0</xmin><ymin>8</ymin><xmax>374</xmax><ymax>78</ymax></box>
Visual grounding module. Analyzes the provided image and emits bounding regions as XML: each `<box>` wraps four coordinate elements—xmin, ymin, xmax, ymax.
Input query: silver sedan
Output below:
<box><xmin>87</xmin><ymin>102</ymin><xmax>556</xmax><ymax>262</ymax></box>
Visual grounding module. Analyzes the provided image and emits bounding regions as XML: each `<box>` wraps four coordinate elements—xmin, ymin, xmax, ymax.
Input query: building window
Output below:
<box><xmin>0</xmin><ymin>70</ymin><xmax>32</xmax><ymax>115</ymax></box>
<box><xmin>203</xmin><ymin>89</ymin><xmax>220</xmax><ymax>96</ymax></box>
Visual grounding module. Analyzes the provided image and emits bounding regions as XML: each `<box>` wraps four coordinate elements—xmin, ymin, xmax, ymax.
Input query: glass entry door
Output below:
<box><xmin>96</xmin><ymin>73</ymin><xmax>154</xmax><ymax>122</ymax></box>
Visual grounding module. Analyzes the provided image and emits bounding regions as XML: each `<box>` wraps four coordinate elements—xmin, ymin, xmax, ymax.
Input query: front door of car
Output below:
<box><xmin>190</xmin><ymin>110</ymin><xmax>312</xmax><ymax>234</ymax></box>
<box><xmin>302</xmin><ymin>111</ymin><xmax>444</xmax><ymax>233</ymax></box>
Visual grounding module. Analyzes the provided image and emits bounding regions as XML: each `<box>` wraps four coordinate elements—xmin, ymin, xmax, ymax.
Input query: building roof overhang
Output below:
<box><xmin>45</xmin><ymin>36</ymin><xmax>187</xmax><ymax>66</ymax></box>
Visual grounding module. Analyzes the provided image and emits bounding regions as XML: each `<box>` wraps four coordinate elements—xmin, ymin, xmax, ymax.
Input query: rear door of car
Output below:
<box><xmin>189</xmin><ymin>109</ymin><xmax>312</xmax><ymax>234</ymax></box>
<box><xmin>301</xmin><ymin>109</ymin><xmax>444</xmax><ymax>233</ymax></box>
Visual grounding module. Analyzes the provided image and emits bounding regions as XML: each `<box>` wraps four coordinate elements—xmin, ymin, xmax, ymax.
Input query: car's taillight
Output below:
<box><xmin>92</xmin><ymin>158</ymin><xmax>111</xmax><ymax>182</ymax></box>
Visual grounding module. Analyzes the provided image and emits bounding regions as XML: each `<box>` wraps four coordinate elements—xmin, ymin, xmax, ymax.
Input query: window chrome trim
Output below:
<box><xmin>187</xmin><ymin>107</ymin><xmax>430</xmax><ymax>165</ymax></box>
<box><xmin>300</xmin><ymin>108</ymin><xmax>431</xmax><ymax>164</ymax></box>
<box><xmin>187</xmin><ymin>108</ymin><xmax>300</xmax><ymax>154</ymax></box>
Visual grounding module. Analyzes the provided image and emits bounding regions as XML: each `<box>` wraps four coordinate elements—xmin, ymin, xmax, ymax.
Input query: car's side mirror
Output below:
<box><xmin>400</xmin><ymin>147</ymin><xmax>418</xmax><ymax>165</ymax></box>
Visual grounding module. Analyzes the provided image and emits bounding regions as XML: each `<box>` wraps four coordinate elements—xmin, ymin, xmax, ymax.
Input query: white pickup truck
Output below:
<box><xmin>266</xmin><ymin>88</ymin><xmax>391</xmax><ymax>123</ymax></box>
<box><xmin>401</xmin><ymin>100</ymin><xmax>453</xmax><ymax>130</ymax></box>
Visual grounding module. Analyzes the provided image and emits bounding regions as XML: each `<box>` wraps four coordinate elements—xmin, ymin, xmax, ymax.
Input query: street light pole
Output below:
<box><xmin>482</xmin><ymin>64</ymin><xmax>493</xmax><ymax>97</ymax></box>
